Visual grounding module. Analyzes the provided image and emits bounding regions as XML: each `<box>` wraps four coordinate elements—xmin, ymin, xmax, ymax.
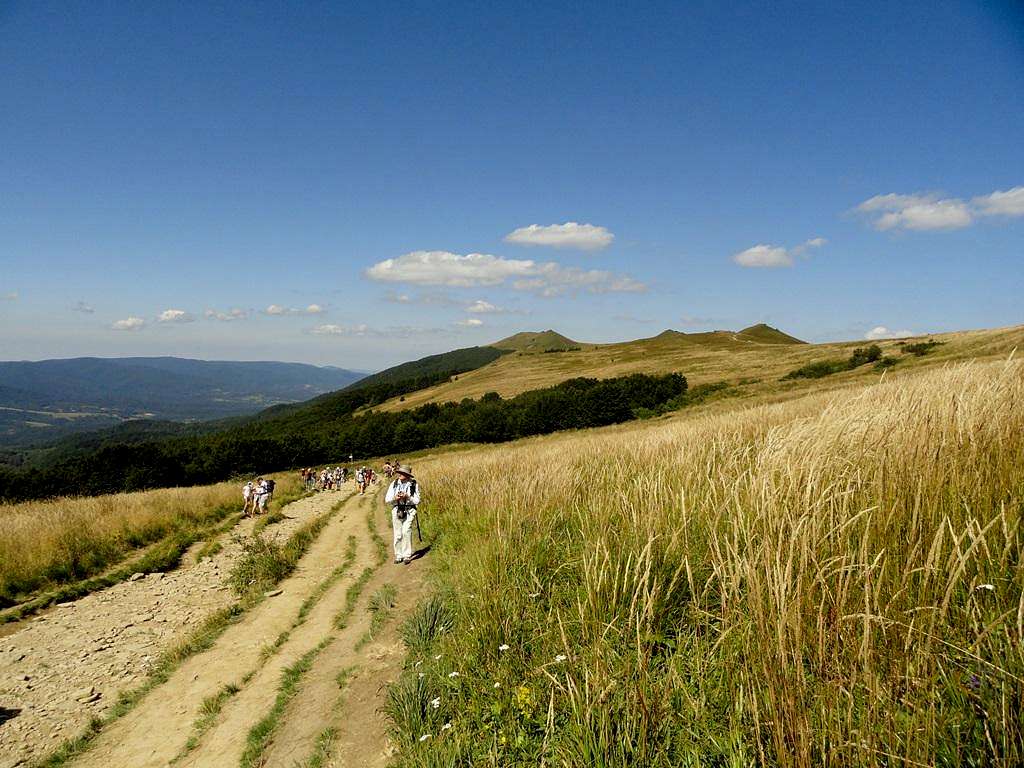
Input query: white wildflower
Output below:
<box><xmin>528</xmin><ymin>592</ymin><xmax>541</xmax><ymax>598</ymax></box>
<box><xmin>448</xmin><ymin>671</ymin><xmax>460</xmax><ymax>678</ymax></box>
<box><xmin>419</xmin><ymin>734</ymin><xmax>431</xmax><ymax>742</ymax></box>
<box><xmin>976</xmin><ymin>583</ymin><xmax>995</xmax><ymax>591</ymax></box>
<box><xmin>441</xmin><ymin>722</ymin><xmax>452</xmax><ymax>731</ymax></box>
<box><xmin>554</xmin><ymin>654</ymin><xmax>567</xmax><ymax>663</ymax></box>
<box><xmin>493</xmin><ymin>682</ymin><xmax>501</xmax><ymax>688</ymax></box>
<box><xmin>498</xmin><ymin>644</ymin><xmax>510</xmax><ymax>652</ymax></box>
<box><xmin>418</xmin><ymin>672</ymin><xmax>425</xmax><ymax>679</ymax></box>
<box><xmin>434</xmin><ymin>654</ymin><xmax>442</xmax><ymax>660</ymax></box>
<box><xmin>430</xmin><ymin>696</ymin><xmax>441</xmax><ymax>709</ymax></box>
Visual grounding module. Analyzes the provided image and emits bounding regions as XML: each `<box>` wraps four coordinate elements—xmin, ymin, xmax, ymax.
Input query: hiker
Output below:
<box><xmin>386</xmin><ymin>464</ymin><xmax>421</xmax><ymax>564</ymax></box>
<box><xmin>253</xmin><ymin>477</ymin><xmax>271</xmax><ymax>514</ymax></box>
<box><xmin>242</xmin><ymin>480</ymin><xmax>254</xmax><ymax>515</ymax></box>
<box><xmin>356</xmin><ymin>466</ymin><xmax>366</xmax><ymax>494</ymax></box>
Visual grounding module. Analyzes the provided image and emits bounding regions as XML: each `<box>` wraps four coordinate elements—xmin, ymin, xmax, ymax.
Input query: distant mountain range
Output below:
<box><xmin>0</xmin><ymin>357</ymin><xmax>365</xmax><ymax>448</ymax></box>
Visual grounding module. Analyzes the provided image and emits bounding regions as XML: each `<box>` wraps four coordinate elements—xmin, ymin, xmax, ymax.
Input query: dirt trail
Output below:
<box><xmin>0</xmin><ymin>490</ymin><xmax>330</xmax><ymax>768</ymax></box>
<box><xmin>2</xmin><ymin>480</ymin><xmax>432</xmax><ymax>768</ymax></box>
<box><xmin>71</xmin><ymin>486</ymin><xmax>362</xmax><ymax>768</ymax></box>
<box><xmin>176</xmin><ymin>491</ymin><xmax>379</xmax><ymax>767</ymax></box>
<box><xmin>261</xmin><ymin>535</ymin><xmax>428</xmax><ymax>768</ymax></box>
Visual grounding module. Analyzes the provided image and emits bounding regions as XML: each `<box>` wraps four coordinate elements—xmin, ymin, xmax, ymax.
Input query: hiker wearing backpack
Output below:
<box><xmin>386</xmin><ymin>464</ymin><xmax>421</xmax><ymax>564</ymax></box>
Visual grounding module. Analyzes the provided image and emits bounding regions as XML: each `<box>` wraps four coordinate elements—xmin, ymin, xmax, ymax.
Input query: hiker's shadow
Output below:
<box><xmin>0</xmin><ymin>707</ymin><xmax>21</xmax><ymax>725</ymax></box>
<box><xmin>410</xmin><ymin>544</ymin><xmax>432</xmax><ymax>562</ymax></box>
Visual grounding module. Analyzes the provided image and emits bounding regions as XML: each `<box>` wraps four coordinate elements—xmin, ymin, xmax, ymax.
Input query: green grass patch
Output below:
<box><xmin>355</xmin><ymin>583</ymin><xmax>397</xmax><ymax>651</ymax></box>
<box><xmin>240</xmin><ymin>643</ymin><xmax>326</xmax><ymax>768</ymax></box>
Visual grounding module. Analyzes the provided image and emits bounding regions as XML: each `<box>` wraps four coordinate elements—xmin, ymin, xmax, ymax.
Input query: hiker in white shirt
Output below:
<box><xmin>242</xmin><ymin>481</ymin><xmax>254</xmax><ymax>515</ymax></box>
<box><xmin>253</xmin><ymin>478</ymin><xmax>270</xmax><ymax>514</ymax></box>
<box><xmin>386</xmin><ymin>464</ymin><xmax>421</xmax><ymax>565</ymax></box>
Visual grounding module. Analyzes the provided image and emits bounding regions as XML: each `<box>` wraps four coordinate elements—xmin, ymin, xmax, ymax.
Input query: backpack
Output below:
<box><xmin>265</xmin><ymin>479</ymin><xmax>276</xmax><ymax>494</ymax></box>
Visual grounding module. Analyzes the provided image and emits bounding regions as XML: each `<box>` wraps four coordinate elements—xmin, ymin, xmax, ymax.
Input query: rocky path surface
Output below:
<box><xmin>1</xmin><ymin>482</ymin><xmax>430</xmax><ymax>768</ymax></box>
<box><xmin>0</xmin><ymin>489</ymin><xmax>341</xmax><ymax>768</ymax></box>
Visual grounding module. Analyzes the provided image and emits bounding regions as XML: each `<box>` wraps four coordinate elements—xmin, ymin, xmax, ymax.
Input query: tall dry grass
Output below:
<box><xmin>388</xmin><ymin>358</ymin><xmax>1024</xmax><ymax>766</ymax></box>
<box><xmin>0</xmin><ymin>474</ymin><xmax>301</xmax><ymax>608</ymax></box>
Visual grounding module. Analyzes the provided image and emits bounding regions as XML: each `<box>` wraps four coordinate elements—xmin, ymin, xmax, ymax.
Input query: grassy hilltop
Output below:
<box><xmin>373</xmin><ymin>323</ymin><xmax>1024</xmax><ymax>412</ymax></box>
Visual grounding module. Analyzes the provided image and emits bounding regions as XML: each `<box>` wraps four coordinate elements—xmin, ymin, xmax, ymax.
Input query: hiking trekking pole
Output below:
<box><xmin>415</xmin><ymin>510</ymin><xmax>426</xmax><ymax>543</ymax></box>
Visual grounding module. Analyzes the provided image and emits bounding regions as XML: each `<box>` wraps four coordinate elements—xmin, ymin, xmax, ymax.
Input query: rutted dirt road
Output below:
<box><xmin>0</xmin><ymin>483</ymin><xmax>427</xmax><ymax>768</ymax></box>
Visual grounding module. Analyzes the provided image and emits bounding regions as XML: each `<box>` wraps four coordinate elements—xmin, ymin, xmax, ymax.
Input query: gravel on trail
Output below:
<box><xmin>0</xmin><ymin>494</ymin><xmax>326</xmax><ymax>768</ymax></box>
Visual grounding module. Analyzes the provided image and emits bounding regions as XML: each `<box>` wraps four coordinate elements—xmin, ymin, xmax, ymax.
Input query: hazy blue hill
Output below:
<box><xmin>0</xmin><ymin>357</ymin><xmax>364</xmax><ymax>448</ymax></box>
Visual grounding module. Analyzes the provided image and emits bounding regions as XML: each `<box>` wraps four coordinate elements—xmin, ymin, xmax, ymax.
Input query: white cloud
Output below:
<box><xmin>310</xmin><ymin>323</ymin><xmax>370</xmax><ymax>336</ymax></box>
<box><xmin>205</xmin><ymin>308</ymin><xmax>249</xmax><ymax>322</ymax></box>
<box><xmin>366</xmin><ymin>251</ymin><xmax>645</xmax><ymax>296</ymax></box>
<box><xmin>1</xmin><ymin>291</ymin><xmax>17</xmax><ymax>301</ymax></box>
<box><xmin>973</xmin><ymin>186</ymin><xmax>1024</xmax><ymax>217</ymax></box>
<box><xmin>382</xmin><ymin>291</ymin><xmax>462</xmax><ymax>307</ymax></box>
<box><xmin>733</xmin><ymin>236</ymin><xmax>826</xmax><ymax>268</ymax></box>
<box><xmin>865</xmin><ymin>325</ymin><xmax>914</xmax><ymax>340</ymax></box>
<box><xmin>157</xmin><ymin>308</ymin><xmax>195</xmax><ymax>324</ymax></box>
<box><xmin>367</xmin><ymin>251</ymin><xmax>536</xmax><ymax>288</ymax></box>
<box><xmin>512</xmin><ymin>263</ymin><xmax>646</xmax><ymax>297</ymax></box>
<box><xmin>112</xmin><ymin>316</ymin><xmax>146</xmax><ymax>331</ymax></box>
<box><xmin>733</xmin><ymin>244</ymin><xmax>793</xmax><ymax>268</ymax></box>
<box><xmin>308</xmin><ymin>323</ymin><xmax>454</xmax><ymax>339</ymax></box>
<box><xmin>857</xmin><ymin>187</ymin><xmax>1024</xmax><ymax>230</ymax></box>
<box><xmin>263</xmin><ymin>303</ymin><xmax>327</xmax><ymax>316</ymax></box>
<box><xmin>466</xmin><ymin>299</ymin><xmax>501</xmax><ymax>314</ymax></box>
<box><xmin>71</xmin><ymin>300</ymin><xmax>94</xmax><ymax>314</ymax></box>
<box><xmin>504</xmin><ymin>222</ymin><xmax>614</xmax><ymax>250</ymax></box>
<box><xmin>456</xmin><ymin>317</ymin><xmax>484</xmax><ymax>327</ymax></box>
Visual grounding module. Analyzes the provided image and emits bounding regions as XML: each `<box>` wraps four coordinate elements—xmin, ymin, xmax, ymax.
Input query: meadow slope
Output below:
<box><xmin>374</xmin><ymin>324</ymin><xmax>1024</xmax><ymax>413</ymax></box>
<box><xmin>386</xmin><ymin>357</ymin><xmax>1024</xmax><ymax>766</ymax></box>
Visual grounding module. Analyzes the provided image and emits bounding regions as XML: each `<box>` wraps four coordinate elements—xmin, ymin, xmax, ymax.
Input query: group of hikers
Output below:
<box><xmin>300</xmin><ymin>464</ymin><xmax>382</xmax><ymax>494</ymax></box>
<box><xmin>242</xmin><ymin>459</ymin><xmax>422</xmax><ymax>565</ymax></box>
<box><xmin>240</xmin><ymin>477</ymin><xmax>275</xmax><ymax>517</ymax></box>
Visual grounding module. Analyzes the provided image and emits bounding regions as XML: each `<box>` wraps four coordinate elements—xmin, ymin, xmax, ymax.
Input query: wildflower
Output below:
<box><xmin>414</xmin><ymin>660</ymin><xmax>422</xmax><ymax>667</ymax></box>
<box><xmin>419</xmin><ymin>734</ymin><xmax>431</xmax><ymax>742</ymax></box>
<box><xmin>448</xmin><ymin>671</ymin><xmax>460</xmax><ymax>678</ymax></box>
<box><xmin>433</xmin><ymin>654</ymin><xmax>442</xmax><ymax>660</ymax></box>
<box><xmin>976</xmin><ymin>583</ymin><xmax>995</xmax><ymax>591</ymax></box>
<box><xmin>528</xmin><ymin>592</ymin><xmax>540</xmax><ymax>598</ymax></box>
<box><xmin>498</xmin><ymin>644</ymin><xmax>510</xmax><ymax>652</ymax></box>
<box><xmin>554</xmin><ymin>654</ymin><xmax>567</xmax><ymax>663</ymax></box>
<box><xmin>493</xmin><ymin>682</ymin><xmax>501</xmax><ymax>688</ymax></box>
<box><xmin>430</xmin><ymin>697</ymin><xmax>441</xmax><ymax>709</ymax></box>
<box><xmin>418</xmin><ymin>672</ymin><xmax>425</xmax><ymax>679</ymax></box>
<box><xmin>441</xmin><ymin>722</ymin><xmax>452</xmax><ymax>731</ymax></box>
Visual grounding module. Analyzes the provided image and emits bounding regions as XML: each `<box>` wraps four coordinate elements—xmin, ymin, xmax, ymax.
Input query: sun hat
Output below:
<box><xmin>396</xmin><ymin>464</ymin><xmax>414</xmax><ymax>478</ymax></box>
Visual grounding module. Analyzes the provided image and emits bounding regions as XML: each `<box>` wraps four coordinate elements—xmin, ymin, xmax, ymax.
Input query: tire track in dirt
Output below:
<box><xmin>174</xmin><ymin>491</ymin><xmax>379</xmax><ymax>768</ymax></box>
<box><xmin>261</xmin><ymin>504</ymin><xmax>430</xmax><ymax>768</ymax></box>
<box><xmin>69</xmin><ymin>487</ymin><xmax>363</xmax><ymax>768</ymax></box>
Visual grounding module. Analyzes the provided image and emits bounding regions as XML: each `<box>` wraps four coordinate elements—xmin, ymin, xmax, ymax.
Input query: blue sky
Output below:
<box><xmin>1</xmin><ymin>0</ymin><xmax>1022</xmax><ymax>369</ymax></box>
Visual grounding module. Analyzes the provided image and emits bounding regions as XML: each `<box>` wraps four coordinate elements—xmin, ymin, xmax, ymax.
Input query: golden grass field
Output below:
<box><xmin>374</xmin><ymin>324</ymin><xmax>1024</xmax><ymax>413</ymax></box>
<box><xmin>0</xmin><ymin>473</ymin><xmax>302</xmax><ymax>610</ymax></box>
<box><xmin>387</xmin><ymin>355</ymin><xmax>1024</xmax><ymax>766</ymax></box>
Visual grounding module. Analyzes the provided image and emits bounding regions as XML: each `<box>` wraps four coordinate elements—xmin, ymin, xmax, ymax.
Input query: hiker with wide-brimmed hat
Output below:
<box><xmin>386</xmin><ymin>464</ymin><xmax>421</xmax><ymax>564</ymax></box>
